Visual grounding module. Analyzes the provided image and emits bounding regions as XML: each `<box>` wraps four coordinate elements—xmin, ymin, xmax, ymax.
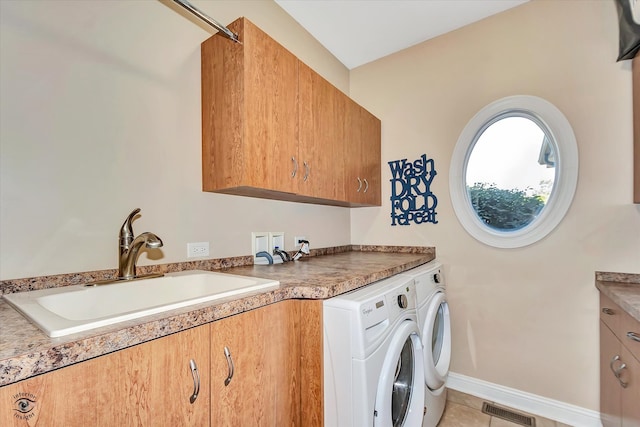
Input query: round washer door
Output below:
<box><xmin>374</xmin><ymin>320</ymin><xmax>425</xmax><ymax>427</ymax></box>
<box><xmin>423</xmin><ymin>291</ymin><xmax>451</xmax><ymax>390</ymax></box>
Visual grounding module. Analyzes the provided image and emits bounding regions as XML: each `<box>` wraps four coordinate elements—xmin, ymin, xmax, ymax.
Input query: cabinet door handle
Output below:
<box><xmin>291</xmin><ymin>157</ymin><xmax>298</xmax><ymax>178</ymax></box>
<box><xmin>609</xmin><ymin>355</ymin><xmax>629</xmax><ymax>388</ymax></box>
<box><xmin>601</xmin><ymin>307</ymin><xmax>615</xmax><ymax>315</ymax></box>
<box><xmin>627</xmin><ymin>331</ymin><xmax>640</xmax><ymax>342</ymax></box>
<box><xmin>303</xmin><ymin>162</ymin><xmax>310</xmax><ymax>182</ymax></box>
<box><xmin>610</xmin><ymin>355</ymin><xmax>621</xmax><ymax>376</ymax></box>
<box><xmin>356</xmin><ymin>178</ymin><xmax>362</xmax><ymax>192</ymax></box>
<box><xmin>189</xmin><ymin>359</ymin><xmax>200</xmax><ymax>404</ymax></box>
<box><xmin>363</xmin><ymin>178</ymin><xmax>369</xmax><ymax>193</ymax></box>
<box><xmin>617</xmin><ymin>376</ymin><xmax>628</xmax><ymax>388</ymax></box>
<box><xmin>615</xmin><ymin>362</ymin><xmax>629</xmax><ymax>389</ymax></box>
<box><xmin>224</xmin><ymin>346</ymin><xmax>234</xmax><ymax>386</ymax></box>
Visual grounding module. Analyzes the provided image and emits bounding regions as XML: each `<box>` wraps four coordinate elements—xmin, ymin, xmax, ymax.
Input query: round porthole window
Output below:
<box><xmin>449</xmin><ymin>95</ymin><xmax>578</xmax><ymax>248</ymax></box>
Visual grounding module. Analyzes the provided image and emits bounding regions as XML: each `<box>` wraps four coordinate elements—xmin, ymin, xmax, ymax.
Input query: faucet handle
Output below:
<box><xmin>120</xmin><ymin>208</ymin><xmax>141</xmax><ymax>245</ymax></box>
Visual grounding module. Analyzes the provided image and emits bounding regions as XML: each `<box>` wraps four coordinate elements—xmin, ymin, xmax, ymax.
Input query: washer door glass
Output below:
<box><xmin>374</xmin><ymin>321</ymin><xmax>425</xmax><ymax>427</ymax></box>
<box><xmin>391</xmin><ymin>337</ymin><xmax>414</xmax><ymax>426</ymax></box>
<box><xmin>432</xmin><ymin>303</ymin><xmax>445</xmax><ymax>364</ymax></box>
<box><xmin>423</xmin><ymin>291</ymin><xmax>451</xmax><ymax>390</ymax></box>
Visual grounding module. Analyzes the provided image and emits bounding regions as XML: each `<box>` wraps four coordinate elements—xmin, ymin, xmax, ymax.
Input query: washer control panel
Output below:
<box><xmin>323</xmin><ymin>274</ymin><xmax>419</xmax><ymax>360</ymax></box>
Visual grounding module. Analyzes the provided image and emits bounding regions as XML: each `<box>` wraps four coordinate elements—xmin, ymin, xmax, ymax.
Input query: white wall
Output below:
<box><xmin>0</xmin><ymin>0</ymin><xmax>351</xmax><ymax>279</ymax></box>
<box><xmin>350</xmin><ymin>0</ymin><xmax>640</xmax><ymax>412</ymax></box>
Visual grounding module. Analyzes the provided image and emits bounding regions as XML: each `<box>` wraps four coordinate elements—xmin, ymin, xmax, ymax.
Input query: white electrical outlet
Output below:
<box><xmin>294</xmin><ymin>236</ymin><xmax>306</xmax><ymax>247</ymax></box>
<box><xmin>187</xmin><ymin>242</ymin><xmax>209</xmax><ymax>258</ymax></box>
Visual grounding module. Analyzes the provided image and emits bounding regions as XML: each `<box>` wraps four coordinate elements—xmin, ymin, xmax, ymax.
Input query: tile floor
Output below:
<box><xmin>438</xmin><ymin>389</ymin><xmax>573</xmax><ymax>427</ymax></box>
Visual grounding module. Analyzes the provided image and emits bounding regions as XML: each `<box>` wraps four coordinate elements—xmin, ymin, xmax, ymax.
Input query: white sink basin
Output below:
<box><xmin>3</xmin><ymin>270</ymin><xmax>279</xmax><ymax>337</ymax></box>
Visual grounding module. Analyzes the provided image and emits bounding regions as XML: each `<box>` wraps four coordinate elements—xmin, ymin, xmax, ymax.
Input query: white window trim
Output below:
<box><xmin>449</xmin><ymin>95</ymin><xmax>578</xmax><ymax>248</ymax></box>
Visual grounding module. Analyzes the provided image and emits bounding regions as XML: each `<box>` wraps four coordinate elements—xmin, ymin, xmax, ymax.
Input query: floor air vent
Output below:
<box><xmin>481</xmin><ymin>402</ymin><xmax>536</xmax><ymax>426</ymax></box>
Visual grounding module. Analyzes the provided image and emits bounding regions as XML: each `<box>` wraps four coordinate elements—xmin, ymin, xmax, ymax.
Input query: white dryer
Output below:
<box><xmin>324</xmin><ymin>275</ymin><xmax>426</xmax><ymax>427</ymax></box>
<box><xmin>399</xmin><ymin>261</ymin><xmax>451</xmax><ymax>427</ymax></box>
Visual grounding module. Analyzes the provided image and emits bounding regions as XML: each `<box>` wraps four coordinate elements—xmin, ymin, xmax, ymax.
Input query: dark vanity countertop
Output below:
<box><xmin>596</xmin><ymin>271</ymin><xmax>640</xmax><ymax>322</ymax></box>
<box><xmin>0</xmin><ymin>247</ymin><xmax>434</xmax><ymax>386</ymax></box>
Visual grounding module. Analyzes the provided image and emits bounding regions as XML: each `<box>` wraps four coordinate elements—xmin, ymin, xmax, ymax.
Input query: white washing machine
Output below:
<box><xmin>324</xmin><ymin>275</ymin><xmax>426</xmax><ymax>427</ymax></box>
<box><xmin>399</xmin><ymin>261</ymin><xmax>451</xmax><ymax>427</ymax></box>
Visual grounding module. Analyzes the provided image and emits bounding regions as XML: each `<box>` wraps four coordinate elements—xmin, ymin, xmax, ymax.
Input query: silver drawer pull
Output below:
<box><xmin>627</xmin><ymin>332</ymin><xmax>640</xmax><ymax>342</ymax></box>
<box><xmin>291</xmin><ymin>157</ymin><xmax>298</xmax><ymax>178</ymax></box>
<box><xmin>189</xmin><ymin>359</ymin><xmax>200</xmax><ymax>404</ymax></box>
<box><xmin>363</xmin><ymin>178</ymin><xmax>369</xmax><ymax>193</ymax></box>
<box><xmin>356</xmin><ymin>177</ymin><xmax>362</xmax><ymax>192</ymax></box>
<box><xmin>601</xmin><ymin>307</ymin><xmax>615</xmax><ymax>315</ymax></box>
<box><xmin>224</xmin><ymin>346</ymin><xmax>234</xmax><ymax>386</ymax></box>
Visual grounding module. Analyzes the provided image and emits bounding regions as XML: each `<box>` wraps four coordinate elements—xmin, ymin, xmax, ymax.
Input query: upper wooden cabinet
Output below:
<box><xmin>343</xmin><ymin>99</ymin><xmax>382</xmax><ymax>206</ymax></box>
<box><xmin>298</xmin><ymin>61</ymin><xmax>346</xmax><ymax>202</ymax></box>
<box><xmin>201</xmin><ymin>17</ymin><xmax>299</xmax><ymax>197</ymax></box>
<box><xmin>201</xmin><ymin>17</ymin><xmax>381</xmax><ymax>207</ymax></box>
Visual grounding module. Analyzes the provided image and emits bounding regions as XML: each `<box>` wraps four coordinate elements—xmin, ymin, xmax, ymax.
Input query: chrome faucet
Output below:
<box><xmin>118</xmin><ymin>208</ymin><xmax>164</xmax><ymax>280</ymax></box>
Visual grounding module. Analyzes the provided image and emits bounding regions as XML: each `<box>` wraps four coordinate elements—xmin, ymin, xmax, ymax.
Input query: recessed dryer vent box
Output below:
<box><xmin>252</xmin><ymin>232</ymin><xmax>269</xmax><ymax>264</ymax></box>
<box><xmin>269</xmin><ymin>232</ymin><xmax>285</xmax><ymax>264</ymax></box>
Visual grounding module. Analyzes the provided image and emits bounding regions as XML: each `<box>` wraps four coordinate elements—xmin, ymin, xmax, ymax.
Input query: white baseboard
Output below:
<box><xmin>446</xmin><ymin>372</ymin><xmax>602</xmax><ymax>427</ymax></box>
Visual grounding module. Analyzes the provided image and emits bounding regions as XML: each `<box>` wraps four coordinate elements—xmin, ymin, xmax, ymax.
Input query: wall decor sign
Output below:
<box><xmin>388</xmin><ymin>154</ymin><xmax>438</xmax><ymax>226</ymax></box>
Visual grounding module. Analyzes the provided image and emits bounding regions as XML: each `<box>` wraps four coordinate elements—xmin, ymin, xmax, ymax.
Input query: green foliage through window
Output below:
<box><xmin>467</xmin><ymin>183</ymin><xmax>546</xmax><ymax>231</ymax></box>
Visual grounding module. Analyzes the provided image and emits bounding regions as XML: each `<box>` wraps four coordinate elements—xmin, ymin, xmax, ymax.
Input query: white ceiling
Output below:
<box><xmin>275</xmin><ymin>0</ymin><xmax>528</xmax><ymax>69</ymax></box>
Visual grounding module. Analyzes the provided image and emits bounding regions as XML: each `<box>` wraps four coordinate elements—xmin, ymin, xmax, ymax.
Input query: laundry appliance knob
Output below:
<box><xmin>397</xmin><ymin>294</ymin><xmax>408</xmax><ymax>308</ymax></box>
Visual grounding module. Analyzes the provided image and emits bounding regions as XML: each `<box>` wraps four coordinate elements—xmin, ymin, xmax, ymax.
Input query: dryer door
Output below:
<box><xmin>423</xmin><ymin>291</ymin><xmax>451</xmax><ymax>390</ymax></box>
<box><xmin>374</xmin><ymin>320</ymin><xmax>425</xmax><ymax>427</ymax></box>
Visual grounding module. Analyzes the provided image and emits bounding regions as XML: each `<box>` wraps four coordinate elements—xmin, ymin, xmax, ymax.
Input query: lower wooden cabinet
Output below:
<box><xmin>600</xmin><ymin>294</ymin><xmax>640</xmax><ymax>427</ymax></box>
<box><xmin>0</xmin><ymin>300</ymin><xmax>325</xmax><ymax>427</ymax></box>
<box><xmin>0</xmin><ymin>324</ymin><xmax>210</xmax><ymax>426</ymax></box>
<box><xmin>210</xmin><ymin>300</ymin><xmax>301</xmax><ymax>426</ymax></box>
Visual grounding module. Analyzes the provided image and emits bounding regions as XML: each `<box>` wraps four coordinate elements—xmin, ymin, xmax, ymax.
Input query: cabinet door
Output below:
<box><xmin>601</xmin><ymin>321</ymin><xmax>623</xmax><ymax>427</ymax></box>
<box><xmin>298</xmin><ymin>61</ymin><xmax>346</xmax><ymax>201</ymax></box>
<box><xmin>210</xmin><ymin>301</ymin><xmax>300</xmax><ymax>426</ymax></box>
<box><xmin>360</xmin><ymin>107</ymin><xmax>381</xmax><ymax>206</ymax></box>
<box><xmin>343</xmin><ymin>99</ymin><xmax>381</xmax><ymax>206</ymax></box>
<box><xmin>621</xmin><ymin>346</ymin><xmax>640</xmax><ymax>427</ymax></box>
<box><xmin>0</xmin><ymin>325</ymin><xmax>210</xmax><ymax>427</ymax></box>
<box><xmin>344</xmin><ymin>98</ymin><xmax>364</xmax><ymax>203</ymax></box>
<box><xmin>202</xmin><ymin>18</ymin><xmax>299</xmax><ymax>195</ymax></box>
<box><xmin>299</xmin><ymin>299</ymin><xmax>324</xmax><ymax>427</ymax></box>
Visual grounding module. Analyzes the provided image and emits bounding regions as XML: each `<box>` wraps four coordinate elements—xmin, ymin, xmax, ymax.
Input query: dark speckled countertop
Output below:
<box><xmin>595</xmin><ymin>271</ymin><xmax>640</xmax><ymax>323</ymax></box>
<box><xmin>0</xmin><ymin>246</ymin><xmax>434</xmax><ymax>386</ymax></box>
